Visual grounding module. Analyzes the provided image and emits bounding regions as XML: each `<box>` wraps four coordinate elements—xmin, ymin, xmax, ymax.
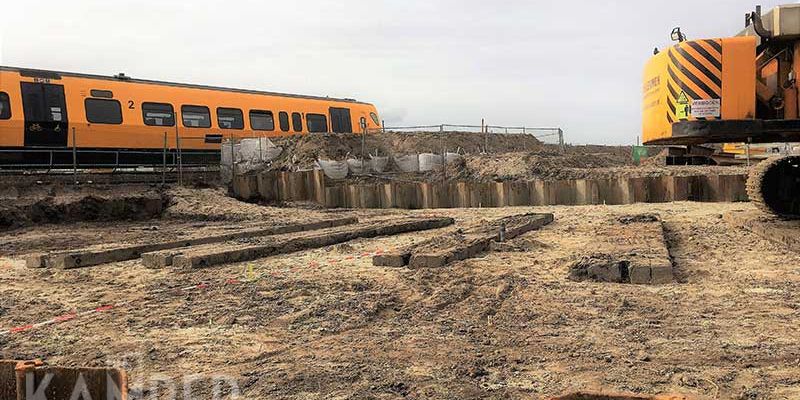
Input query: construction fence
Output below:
<box><xmin>376</xmin><ymin>123</ymin><xmax>564</xmax><ymax>146</ymax></box>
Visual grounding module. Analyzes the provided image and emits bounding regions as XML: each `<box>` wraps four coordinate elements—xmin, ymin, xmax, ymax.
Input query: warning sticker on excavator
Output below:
<box><xmin>676</xmin><ymin>91</ymin><xmax>690</xmax><ymax>119</ymax></box>
<box><xmin>691</xmin><ymin>99</ymin><xmax>721</xmax><ymax>118</ymax></box>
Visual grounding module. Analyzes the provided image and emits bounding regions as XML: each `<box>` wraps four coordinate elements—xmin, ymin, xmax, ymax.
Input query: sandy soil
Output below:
<box><xmin>268</xmin><ymin>131</ymin><xmax>545</xmax><ymax>169</ymax></box>
<box><xmin>0</xmin><ymin>183</ymin><xmax>342</xmax><ymax>232</ymax></box>
<box><xmin>444</xmin><ymin>151</ymin><xmax>749</xmax><ymax>182</ymax></box>
<box><xmin>1</xmin><ymin>198</ymin><xmax>799</xmax><ymax>399</ymax></box>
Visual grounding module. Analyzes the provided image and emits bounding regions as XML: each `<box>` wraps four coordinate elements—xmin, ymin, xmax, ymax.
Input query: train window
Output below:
<box><xmin>307</xmin><ymin>113</ymin><xmax>328</xmax><ymax>133</ymax></box>
<box><xmin>279</xmin><ymin>112</ymin><xmax>290</xmax><ymax>132</ymax></box>
<box><xmin>370</xmin><ymin>112</ymin><xmax>380</xmax><ymax>126</ymax></box>
<box><xmin>142</xmin><ymin>102</ymin><xmax>175</xmax><ymax>126</ymax></box>
<box><xmin>291</xmin><ymin>112</ymin><xmax>302</xmax><ymax>132</ymax></box>
<box><xmin>217</xmin><ymin>107</ymin><xmax>244</xmax><ymax>130</ymax></box>
<box><xmin>0</xmin><ymin>92</ymin><xmax>10</xmax><ymax>120</ymax></box>
<box><xmin>181</xmin><ymin>105</ymin><xmax>211</xmax><ymax>128</ymax></box>
<box><xmin>90</xmin><ymin>89</ymin><xmax>114</xmax><ymax>98</ymax></box>
<box><xmin>85</xmin><ymin>98</ymin><xmax>122</xmax><ymax>124</ymax></box>
<box><xmin>250</xmin><ymin>110</ymin><xmax>275</xmax><ymax>131</ymax></box>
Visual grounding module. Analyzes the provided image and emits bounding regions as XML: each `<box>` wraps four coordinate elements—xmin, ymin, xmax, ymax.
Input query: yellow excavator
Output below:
<box><xmin>643</xmin><ymin>4</ymin><xmax>800</xmax><ymax>218</ymax></box>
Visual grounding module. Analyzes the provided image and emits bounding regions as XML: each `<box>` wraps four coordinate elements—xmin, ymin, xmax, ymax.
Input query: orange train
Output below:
<box><xmin>0</xmin><ymin>66</ymin><xmax>381</xmax><ymax>165</ymax></box>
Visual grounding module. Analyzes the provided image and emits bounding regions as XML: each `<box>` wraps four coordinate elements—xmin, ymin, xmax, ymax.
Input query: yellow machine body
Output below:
<box><xmin>642</xmin><ymin>37</ymin><xmax>757</xmax><ymax>145</ymax></box>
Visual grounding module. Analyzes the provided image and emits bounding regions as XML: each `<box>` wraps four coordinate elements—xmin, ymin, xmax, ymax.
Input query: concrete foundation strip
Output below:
<box><xmin>0</xmin><ymin>247</ymin><xmax>397</xmax><ymax>337</ymax></box>
<box><xmin>26</xmin><ymin>216</ymin><xmax>359</xmax><ymax>269</ymax></box>
<box><xmin>170</xmin><ymin>217</ymin><xmax>455</xmax><ymax>270</ymax></box>
<box><xmin>374</xmin><ymin>213</ymin><xmax>554</xmax><ymax>268</ymax></box>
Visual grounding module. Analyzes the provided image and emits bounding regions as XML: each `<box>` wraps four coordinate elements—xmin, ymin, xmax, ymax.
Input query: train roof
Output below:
<box><xmin>0</xmin><ymin>66</ymin><xmax>370</xmax><ymax>105</ymax></box>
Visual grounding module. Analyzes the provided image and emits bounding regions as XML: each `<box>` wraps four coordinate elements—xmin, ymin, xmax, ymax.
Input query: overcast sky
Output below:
<box><xmin>0</xmin><ymin>0</ymin><xmax>788</xmax><ymax>144</ymax></box>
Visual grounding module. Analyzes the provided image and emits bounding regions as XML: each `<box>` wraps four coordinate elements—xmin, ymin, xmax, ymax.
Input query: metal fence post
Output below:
<box><xmin>483</xmin><ymin>120</ymin><xmax>489</xmax><ymax>154</ymax></box>
<box><xmin>381</xmin><ymin>119</ymin><xmax>386</xmax><ymax>133</ymax></box>
<box><xmin>176</xmin><ymin>132</ymin><xmax>183</xmax><ymax>186</ymax></box>
<box><xmin>441</xmin><ymin>130</ymin><xmax>447</xmax><ymax>182</ymax></box>
<box><xmin>258</xmin><ymin>134</ymin><xmax>263</xmax><ymax>164</ymax></box>
<box><xmin>72</xmin><ymin>128</ymin><xmax>78</xmax><ymax>184</ymax></box>
<box><xmin>439</xmin><ymin>124</ymin><xmax>444</xmax><ymax>133</ymax></box>
<box><xmin>360</xmin><ymin>125</ymin><xmax>366</xmax><ymax>173</ymax></box>
<box><xmin>558</xmin><ymin>128</ymin><xmax>565</xmax><ymax>153</ymax></box>
<box><xmin>230</xmin><ymin>133</ymin><xmax>236</xmax><ymax>182</ymax></box>
<box><xmin>162</xmin><ymin>132</ymin><xmax>167</xmax><ymax>186</ymax></box>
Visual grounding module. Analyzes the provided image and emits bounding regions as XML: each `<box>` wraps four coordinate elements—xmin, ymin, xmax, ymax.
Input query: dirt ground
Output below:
<box><xmin>259</xmin><ymin>131</ymin><xmax>741</xmax><ymax>184</ymax></box>
<box><xmin>268</xmin><ymin>132</ymin><xmax>545</xmax><ymax>169</ymax></box>
<box><xmin>443</xmin><ymin>151</ymin><xmax>749</xmax><ymax>182</ymax></box>
<box><xmin>1</xmin><ymin>195</ymin><xmax>799</xmax><ymax>399</ymax></box>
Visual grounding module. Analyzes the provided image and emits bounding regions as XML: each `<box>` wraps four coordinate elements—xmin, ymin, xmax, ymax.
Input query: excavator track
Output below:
<box><xmin>746</xmin><ymin>155</ymin><xmax>800</xmax><ymax>219</ymax></box>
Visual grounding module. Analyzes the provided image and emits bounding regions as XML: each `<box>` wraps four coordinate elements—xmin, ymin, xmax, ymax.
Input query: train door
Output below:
<box><xmin>21</xmin><ymin>82</ymin><xmax>68</xmax><ymax>147</ymax></box>
<box><xmin>329</xmin><ymin>107</ymin><xmax>352</xmax><ymax>133</ymax></box>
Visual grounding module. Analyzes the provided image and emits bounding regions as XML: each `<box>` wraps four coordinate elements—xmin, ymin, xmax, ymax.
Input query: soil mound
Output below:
<box><xmin>442</xmin><ymin>149</ymin><xmax>749</xmax><ymax>182</ymax></box>
<box><xmin>267</xmin><ymin>131</ymin><xmax>543</xmax><ymax>169</ymax></box>
<box><xmin>0</xmin><ymin>194</ymin><xmax>167</xmax><ymax>230</ymax></box>
<box><xmin>164</xmin><ymin>186</ymin><xmax>329</xmax><ymax>222</ymax></box>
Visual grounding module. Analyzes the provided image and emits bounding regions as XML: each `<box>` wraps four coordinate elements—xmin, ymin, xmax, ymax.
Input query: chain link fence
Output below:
<box><xmin>374</xmin><ymin>123</ymin><xmax>564</xmax><ymax>147</ymax></box>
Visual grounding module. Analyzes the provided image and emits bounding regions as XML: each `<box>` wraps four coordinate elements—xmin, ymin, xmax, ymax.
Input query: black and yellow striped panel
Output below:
<box><xmin>666</xmin><ymin>39</ymin><xmax>723</xmax><ymax>122</ymax></box>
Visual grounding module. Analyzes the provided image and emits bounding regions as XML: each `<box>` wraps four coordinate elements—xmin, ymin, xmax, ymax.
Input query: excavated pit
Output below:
<box><xmin>0</xmin><ymin>194</ymin><xmax>168</xmax><ymax>230</ymax></box>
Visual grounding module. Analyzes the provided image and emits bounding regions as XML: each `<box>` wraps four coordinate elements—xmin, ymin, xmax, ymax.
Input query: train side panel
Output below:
<box><xmin>0</xmin><ymin>69</ymin><xmax>381</xmax><ymax>152</ymax></box>
<box><xmin>0</xmin><ymin>72</ymin><xmax>25</xmax><ymax>147</ymax></box>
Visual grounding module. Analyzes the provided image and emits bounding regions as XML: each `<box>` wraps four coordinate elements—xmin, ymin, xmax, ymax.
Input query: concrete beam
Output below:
<box><xmin>385</xmin><ymin>213</ymin><xmax>554</xmax><ymax>269</ymax></box>
<box><xmin>409</xmin><ymin>236</ymin><xmax>493</xmax><ymax>268</ymax></box>
<box><xmin>372</xmin><ymin>252</ymin><xmax>412</xmax><ymax>267</ymax></box>
<box><xmin>624</xmin><ymin>218</ymin><xmax>673</xmax><ymax>285</ymax></box>
<box><xmin>44</xmin><ymin>217</ymin><xmax>358</xmax><ymax>269</ymax></box>
<box><xmin>172</xmin><ymin>217</ymin><xmax>455</xmax><ymax>269</ymax></box>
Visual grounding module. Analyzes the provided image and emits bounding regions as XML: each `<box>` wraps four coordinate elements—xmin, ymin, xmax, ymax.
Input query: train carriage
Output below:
<box><xmin>0</xmin><ymin>66</ymin><xmax>381</xmax><ymax>167</ymax></box>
